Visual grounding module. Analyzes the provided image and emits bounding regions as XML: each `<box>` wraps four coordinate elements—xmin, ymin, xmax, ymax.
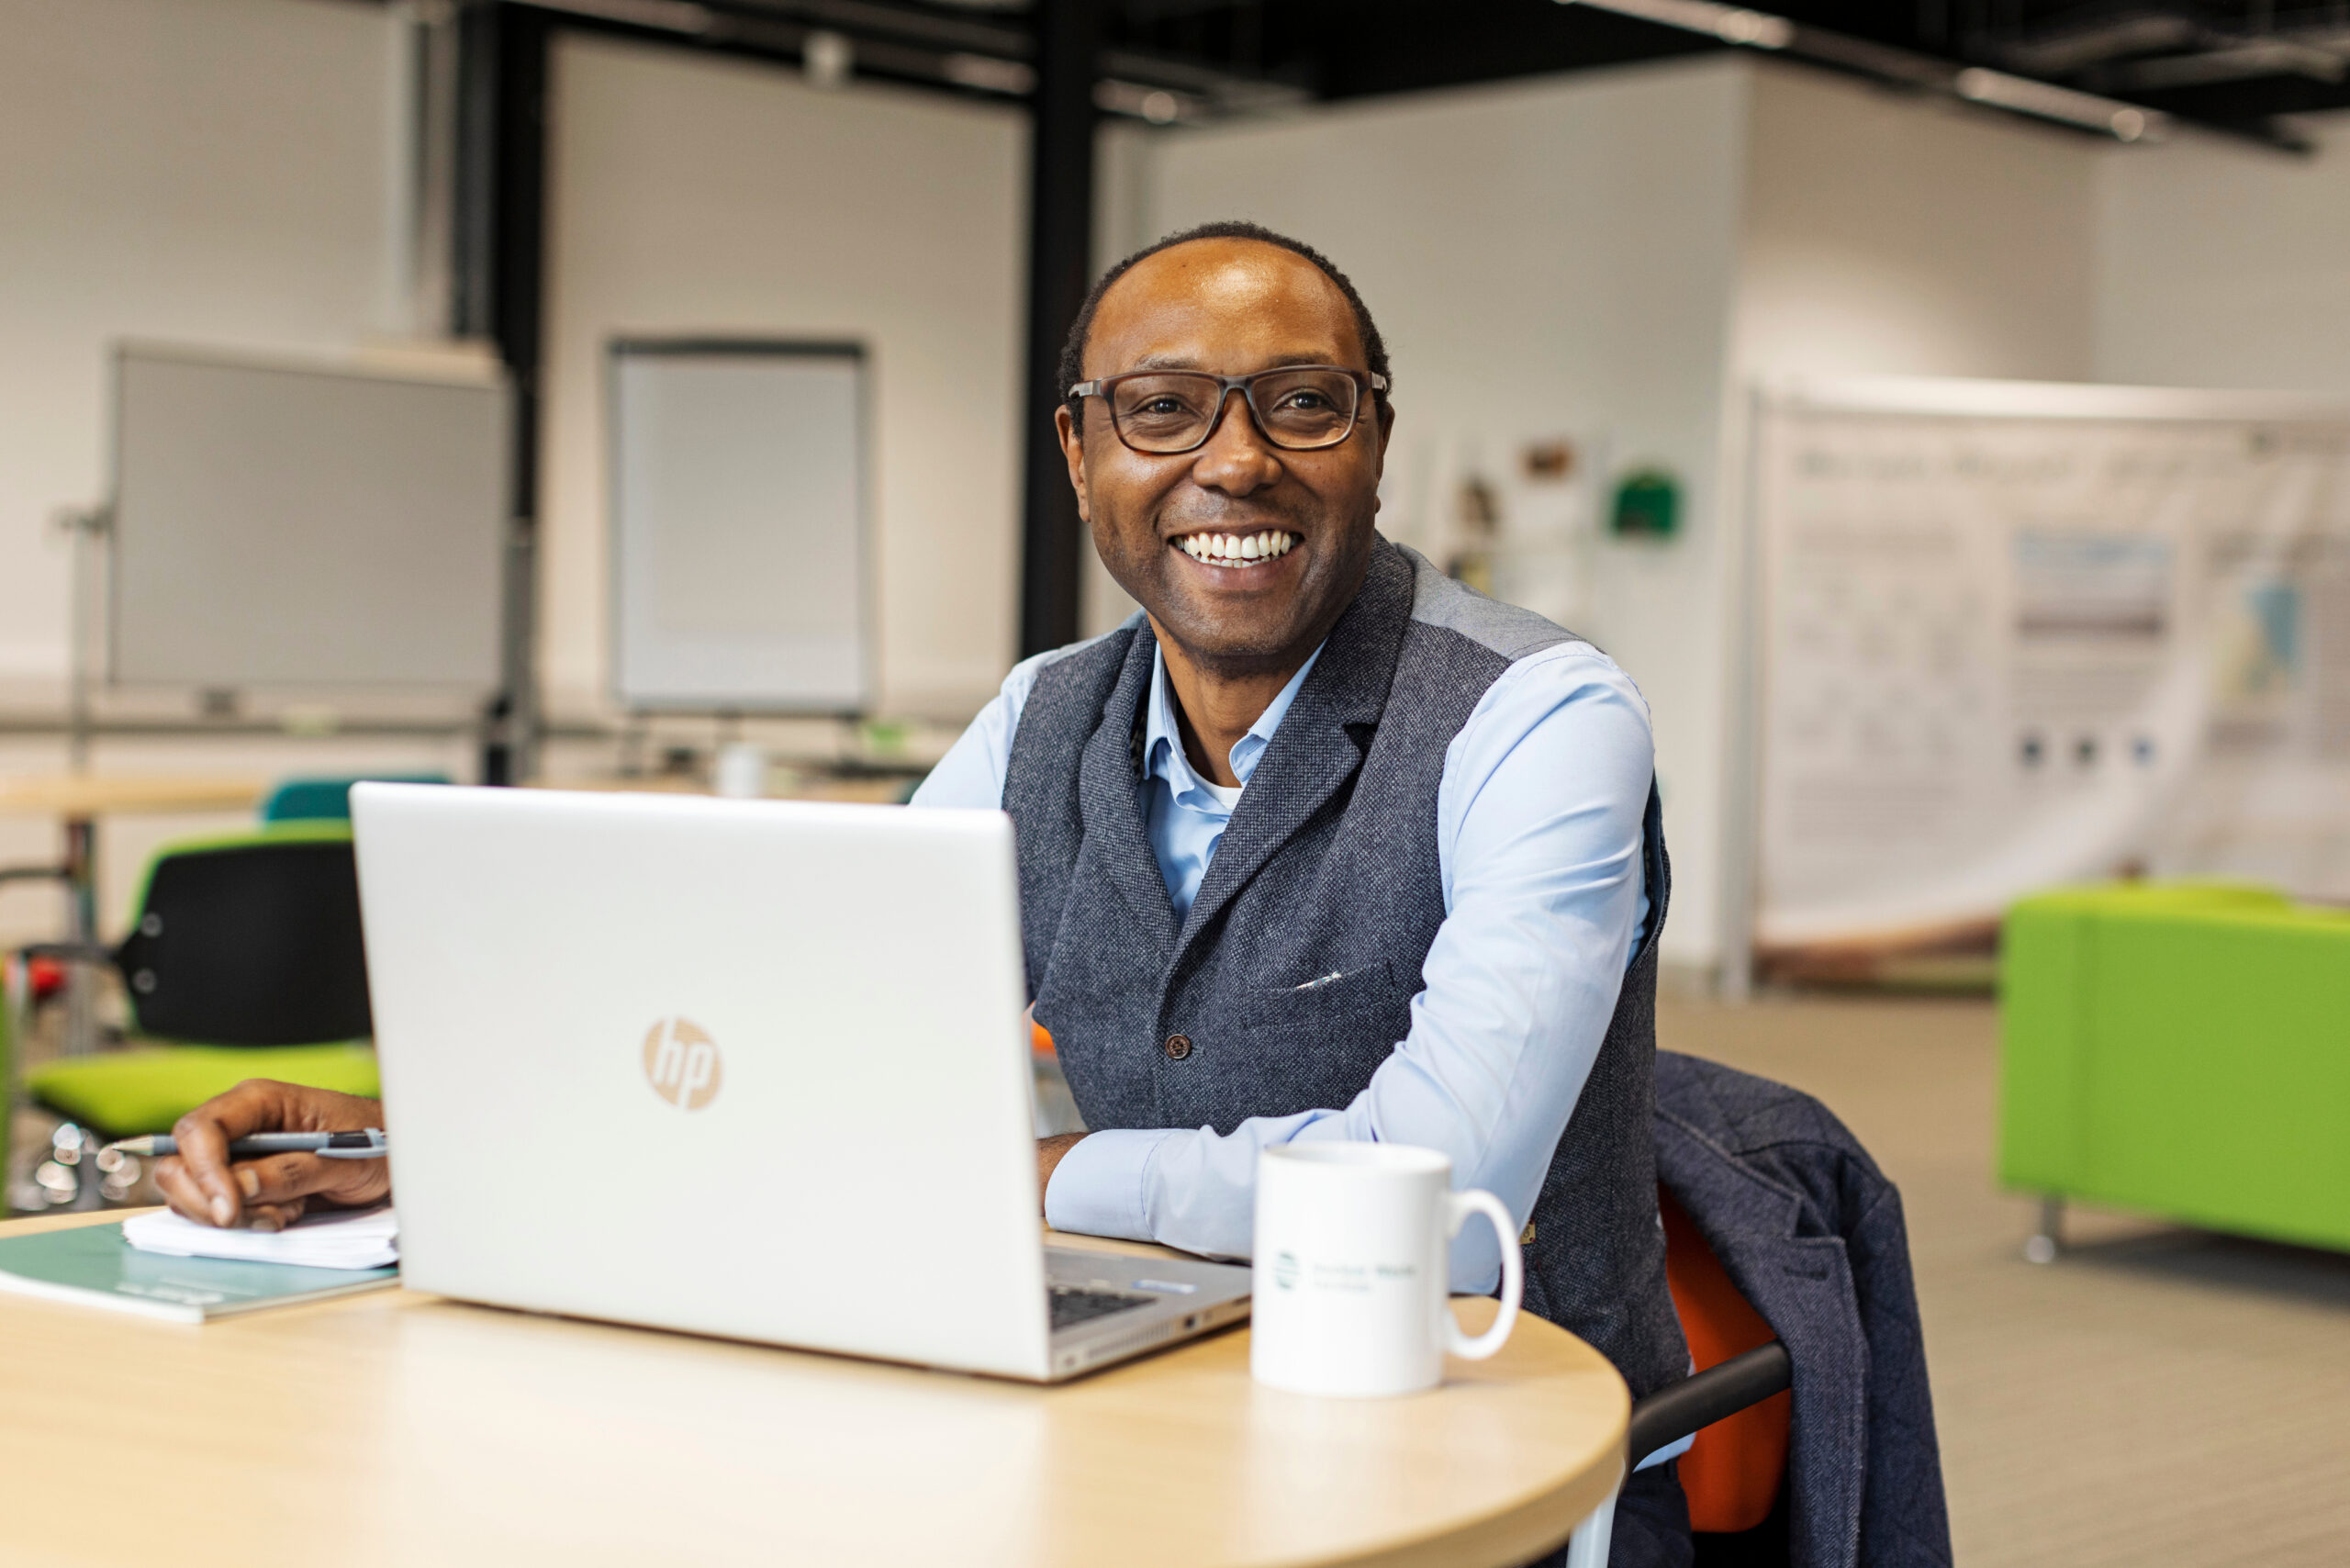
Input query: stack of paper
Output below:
<box><xmin>123</xmin><ymin>1205</ymin><xmax>399</xmax><ymax>1271</ymax></box>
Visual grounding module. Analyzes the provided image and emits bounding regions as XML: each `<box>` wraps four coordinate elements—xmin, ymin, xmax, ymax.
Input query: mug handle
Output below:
<box><xmin>1442</xmin><ymin>1189</ymin><xmax>1523</xmax><ymax>1361</ymax></box>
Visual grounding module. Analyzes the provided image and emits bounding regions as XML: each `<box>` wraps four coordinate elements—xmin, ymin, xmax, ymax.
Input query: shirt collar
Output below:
<box><xmin>1144</xmin><ymin>640</ymin><xmax>1325</xmax><ymax>799</ymax></box>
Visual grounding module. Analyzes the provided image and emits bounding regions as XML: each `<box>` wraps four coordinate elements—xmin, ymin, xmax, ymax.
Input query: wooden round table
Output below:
<box><xmin>0</xmin><ymin>1211</ymin><xmax>1627</xmax><ymax>1566</ymax></box>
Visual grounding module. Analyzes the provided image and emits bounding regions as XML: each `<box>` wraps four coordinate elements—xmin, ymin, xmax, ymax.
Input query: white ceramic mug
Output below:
<box><xmin>1250</xmin><ymin>1142</ymin><xmax>1524</xmax><ymax>1397</ymax></box>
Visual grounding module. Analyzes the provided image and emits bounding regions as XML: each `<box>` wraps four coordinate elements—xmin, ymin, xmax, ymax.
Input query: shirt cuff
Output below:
<box><xmin>1043</xmin><ymin>1128</ymin><xmax>1175</xmax><ymax>1242</ymax></box>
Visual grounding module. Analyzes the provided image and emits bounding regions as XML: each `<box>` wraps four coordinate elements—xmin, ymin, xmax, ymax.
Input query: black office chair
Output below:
<box><xmin>27</xmin><ymin>825</ymin><xmax>372</xmax><ymax>1047</ymax></box>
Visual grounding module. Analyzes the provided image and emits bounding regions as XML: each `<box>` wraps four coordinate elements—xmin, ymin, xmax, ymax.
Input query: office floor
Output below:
<box><xmin>1660</xmin><ymin>993</ymin><xmax>2350</xmax><ymax>1568</ymax></box>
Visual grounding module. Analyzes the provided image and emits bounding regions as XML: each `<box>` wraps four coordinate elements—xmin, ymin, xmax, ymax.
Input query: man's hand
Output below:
<box><xmin>1035</xmin><ymin>1133</ymin><xmax>1084</xmax><ymax>1211</ymax></box>
<box><xmin>152</xmin><ymin>1080</ymin><xmax>390</xmax><ymax>1231</ymax></box>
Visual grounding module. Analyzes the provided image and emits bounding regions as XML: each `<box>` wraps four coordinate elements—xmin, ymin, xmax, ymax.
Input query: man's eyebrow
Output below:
<box><xmin>1116</xmin><ymin>351</ymin><xmax>1359</xmax><ymax>374</ymax></box>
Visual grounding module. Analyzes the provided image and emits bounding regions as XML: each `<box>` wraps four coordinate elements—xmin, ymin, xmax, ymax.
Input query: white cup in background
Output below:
<box><xmin>1250</xmin><ymin>1142</ymin><xmax>1523</xmax><ymax>1397</ymax></box>
<box><xmin>713</xmin><ymin>741</ymin><xmax>768</xmax><ymax>800</ymax></box>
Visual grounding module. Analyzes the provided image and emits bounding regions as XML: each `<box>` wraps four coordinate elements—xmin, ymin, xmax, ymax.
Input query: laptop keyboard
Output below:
<box><xmin>1048</xmin><ymin>1284</ymin><xmax>1154</xmax><ymax>1332</ymax></box>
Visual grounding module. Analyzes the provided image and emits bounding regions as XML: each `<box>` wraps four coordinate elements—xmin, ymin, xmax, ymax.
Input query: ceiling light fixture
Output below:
<box><xmin>1557</xmin><ymin>0</ymin><xmax>2169</xmax><ymax>144</ymax></box>
<box><xmin>1953</xmin><ymin>67</ymin><xmax>2154</xmax><ymax>141</ymax></box>
<box><xmin>1564</xmin><ymin>0</ymin><xmax>1792</xmax><ymax>50</ymax></box>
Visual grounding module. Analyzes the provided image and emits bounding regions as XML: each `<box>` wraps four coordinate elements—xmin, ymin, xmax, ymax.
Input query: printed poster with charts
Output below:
<box><xmin>1753</xmin><ymin>379</ymin><xmax>2350</xmax><ymax>950</ymax></box>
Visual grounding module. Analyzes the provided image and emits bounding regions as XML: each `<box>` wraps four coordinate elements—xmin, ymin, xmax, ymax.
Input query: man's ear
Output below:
<box><xmin>1055</xmin><ymin>405</ymin><xmax>1091</xmax><ymax>523</ymax></box>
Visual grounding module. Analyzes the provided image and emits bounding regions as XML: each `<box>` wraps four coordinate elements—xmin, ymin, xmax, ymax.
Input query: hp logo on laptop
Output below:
<box><xmin>642</xmin><ymin>1017</ymin><xmax>723</xmax><ymax>1111</ymax></box>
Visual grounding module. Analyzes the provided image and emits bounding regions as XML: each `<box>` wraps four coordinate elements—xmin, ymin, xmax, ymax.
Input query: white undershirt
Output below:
<box><xmin>1198</xmin><ymin>777</ymin><xmax>1243</xmax><ymax>813</ymax></box>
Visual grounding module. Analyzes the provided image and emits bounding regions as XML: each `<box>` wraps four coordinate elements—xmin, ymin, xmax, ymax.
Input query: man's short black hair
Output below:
<box><xmin>1058</xmin><ymin>220</ymin><xmax>1393</xmax><ymax>420</ymax></box>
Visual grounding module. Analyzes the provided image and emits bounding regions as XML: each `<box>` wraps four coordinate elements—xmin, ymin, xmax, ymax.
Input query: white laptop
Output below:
<box><xmin>350</xmin><ymin>782</ymin><xmax>1250</xmax><ymax>1382</ymax></box>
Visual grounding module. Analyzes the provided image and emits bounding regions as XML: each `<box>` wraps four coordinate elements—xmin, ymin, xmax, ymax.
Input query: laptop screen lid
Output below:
<box><xmin>351</xmin><ymin>782</ymin><xmax>1052</xmax><ymax>1379</ymax></box>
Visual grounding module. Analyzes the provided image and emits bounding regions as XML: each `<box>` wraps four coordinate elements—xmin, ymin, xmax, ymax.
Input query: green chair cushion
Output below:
<box><xmin>27</xmin><ymin>1043</ymin><xmax>380</xmax><ymax>1138</ymax></box>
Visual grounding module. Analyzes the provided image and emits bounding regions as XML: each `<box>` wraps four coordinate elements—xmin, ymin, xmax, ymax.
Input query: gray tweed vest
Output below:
<box><xmin>1002</xmin><ymin>540</ymin><xmax>1688</xmax><ymax>1398</ymax></box>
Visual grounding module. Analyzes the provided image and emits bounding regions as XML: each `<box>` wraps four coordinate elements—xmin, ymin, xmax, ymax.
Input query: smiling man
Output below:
<box><xmin>147</xmin><ymin>219</ymin><xmax>1689</xmax><ymax>1566</ymax></box>
<box><xmin>911</xmin><ymin>222</ymin><xmax>1693</xmax><ymax>1566</ymax></box>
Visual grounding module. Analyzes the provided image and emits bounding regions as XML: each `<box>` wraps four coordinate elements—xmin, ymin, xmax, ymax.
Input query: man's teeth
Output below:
<box><xmin>1178</xmin><ymin>531</ymin><xmax>1299</xmax><ymax>566</ymax></box>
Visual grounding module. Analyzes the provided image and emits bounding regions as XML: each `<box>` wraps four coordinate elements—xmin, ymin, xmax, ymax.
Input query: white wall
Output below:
<box><xmin>1129</xmin><ymin>60</ymin><xmax>1753</xmax><ymax>969</ymax></box>
<box><xmin>14</xmin><ymin>6</ymin><xmax>2343</xmax><ymax>970</ymax></box>
<box><xmin>2094</xmin><ymin>110</ymin><xmax>2350</xmax><ymax>397</ymax></box>
<box><xmin>1718</xmin><ymin>63</ymin><xmax>2104</xmax><ymax>971</ymax></box>
<box><xmin>1736</xmin><ymin>64</ymin><xmax>2099</xmax><ymax>383</ymax></box>
<box><xmin>542</xmin><ymin>35</ymin><xmax>1027</xmax><ymax>720</ymax></box>
<box><xmin>0</xmin><ymin>0</ymin><xmax>407</xmax><ymax>693</ymax></box>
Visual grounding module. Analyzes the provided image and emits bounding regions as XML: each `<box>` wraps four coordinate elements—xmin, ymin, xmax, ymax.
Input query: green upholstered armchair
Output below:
<box><xmin>1999</xmin><ymin>880</ymin><xmax>2350</xmax><ymax>1258</ymax></box>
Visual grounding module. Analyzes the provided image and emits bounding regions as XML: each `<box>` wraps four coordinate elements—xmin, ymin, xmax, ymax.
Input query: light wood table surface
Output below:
<box><xmin>0</xmin><ymin>773</ymin><xmax>269</xmax><ymax>817</ymax></box>
<box><xmin>533</xmin><ymin>770</ymin><xmax>914</xmax><ymax>804</ymax></box>
<box><xmin>0</xmin><ymin>1210</ymin><xmax>1627</xmax><ymax>1567</ymax></box>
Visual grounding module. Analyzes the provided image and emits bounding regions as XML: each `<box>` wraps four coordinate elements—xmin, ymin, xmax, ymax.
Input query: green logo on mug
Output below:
<box><xmin>1273</xmin><ymin>1251</ymin><xmax>1299</xmax><ymax>1290</ymax></box>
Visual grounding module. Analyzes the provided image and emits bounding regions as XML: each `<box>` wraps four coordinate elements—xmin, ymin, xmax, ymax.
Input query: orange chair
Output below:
<box><xmin>1564</xmin><ymin>1191</ymin><xmax>1794</xmax><ymax>1567</ymax></box>
<box><xmin>1662</xmin><ymin>1183</ymin><xmax>1792</xmax><ymax>1538</ymax></box>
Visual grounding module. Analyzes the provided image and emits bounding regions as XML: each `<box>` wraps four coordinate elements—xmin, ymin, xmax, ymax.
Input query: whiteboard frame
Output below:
<box><xmin>605</xmin><ymin>337</ymin><xmax>876</xmax><ymax>717</ymax></box>
<box><xmin>105</xmin><ymin>339</ymin><xmax>512</xmax><ymax>693</ymax></box>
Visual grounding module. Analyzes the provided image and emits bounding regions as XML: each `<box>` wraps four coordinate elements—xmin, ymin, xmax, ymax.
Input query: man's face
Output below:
<box><xmin>1057</xmin><ymin>240</ymin><xmax>1391</xmax><ymax>677</ymax></box>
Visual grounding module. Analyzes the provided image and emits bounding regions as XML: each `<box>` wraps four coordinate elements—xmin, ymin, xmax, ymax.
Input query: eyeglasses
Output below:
<box><xmin>1068</xmin><ymin>365</ymin><xmax>1387</xmax><ymax>455</ymax></box>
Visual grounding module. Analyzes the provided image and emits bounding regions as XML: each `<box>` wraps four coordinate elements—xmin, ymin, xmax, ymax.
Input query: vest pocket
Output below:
<box><xmin>1238</xmin><ymin>958</ymin><xmax>1414</xmax><ymax>1040</ymax></box>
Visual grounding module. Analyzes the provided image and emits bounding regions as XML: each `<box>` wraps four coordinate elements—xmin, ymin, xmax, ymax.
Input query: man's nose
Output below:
<box><xmin>1187</xmin><ymin>386</ymin><xmax>1283</xmax><ymax>496</ymax></box>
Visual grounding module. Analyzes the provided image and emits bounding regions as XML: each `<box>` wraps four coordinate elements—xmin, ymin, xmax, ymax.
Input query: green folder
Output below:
<box><xmin>0</xmin><ymin>1222</ymin><xmax>397</xmax><ymax>1323</ymax></box>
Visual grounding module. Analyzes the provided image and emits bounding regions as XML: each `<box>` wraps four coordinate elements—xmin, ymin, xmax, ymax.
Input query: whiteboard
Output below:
<box><xmin>609</xmin><ymin>341</ymin><xmax>871</xmax><ymax>712</ymax></box>
<box><xmin>110</xmin><ymin>344</ymin><xmax>509</xmax><ymax>689</ymax></box>
<box><xmin>1750</xmin><ymin>377</ymin><xmax>2350</xmax><ymax>948</ymax></box>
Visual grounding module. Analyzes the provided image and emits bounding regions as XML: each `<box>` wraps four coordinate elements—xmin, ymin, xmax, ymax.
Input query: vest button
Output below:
<box><xmin>1163</xmin><ymin>1033</ymin><xmax>1193</xmax><ymax>1061</ymax></box>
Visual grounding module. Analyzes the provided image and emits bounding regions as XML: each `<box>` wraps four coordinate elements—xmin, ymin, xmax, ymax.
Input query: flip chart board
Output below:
<box><xmin>609</xmin><ymin>340</ymin><xmax>871</xmax><ymax>713</ymax></box>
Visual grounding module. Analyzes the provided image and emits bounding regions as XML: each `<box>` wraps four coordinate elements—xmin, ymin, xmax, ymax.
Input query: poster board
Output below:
<box><xmin>1752</xmin><ymin>378</ymin><xmax>2350</xmax><ymax>949</ymax></box>
<box><xmin>609</xmin><ymin>340</ymin><xmax>871</xmax><ymax>713</ymax></box>
<box><xmin>109</xmin><ymin>343</ymin><xmax>509</xmax><ymax>689</ymax></box>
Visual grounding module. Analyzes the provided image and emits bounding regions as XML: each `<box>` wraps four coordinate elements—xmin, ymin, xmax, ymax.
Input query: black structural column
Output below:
<box><xmin>1017</xmin><ymin>0</ymin><xmax>1100</xmax><ymax>658</ymax></box>
<box><xmin>454</xmin><ymin>1</ymin><xmax>551</xmax><ymax>784</ymax></box>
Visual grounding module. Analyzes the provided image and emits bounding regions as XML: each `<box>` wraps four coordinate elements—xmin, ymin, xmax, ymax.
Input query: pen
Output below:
<box><xmin>104</xmin><ymin>1129</ymin><xmax>390</xmax><ymax>1160</ymax></box>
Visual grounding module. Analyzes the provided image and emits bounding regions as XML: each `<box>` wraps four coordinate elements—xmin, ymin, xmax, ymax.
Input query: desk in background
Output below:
<box><xmin>533</xmin><ymin>767</ymin><xmax>917</xmax><ymax>805</ymax></box>
<box><xmin>0</xmin><ymin>1210</ymin><xmax>1628</xmax><ymax>1567</ymax></box>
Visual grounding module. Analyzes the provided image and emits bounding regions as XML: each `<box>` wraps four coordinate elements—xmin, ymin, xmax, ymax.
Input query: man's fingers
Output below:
<box><xmin>231</xmin><ymin>1152</ymin><xmax>389</xmax><ymax>1213</ymax></box>
<box><xmin>168</xmin><ymin>1116</ymin><xmax>242</xmax><ymax>1227</ymax></box>
<box><xmin>157</xmin><ymin>1081</ymin><xmax>389</xmax><ymax>1227</ymax></box>
<box><xmin>243</xmin><ymin>1198</ymin><xmax>308</xmax><ymax>1233</ymax></box>
<box><xmin>169</xmin><ymin>1079</ymin><xmax>301</xmax><ymax>1227</ymax></box>
<box><xmin>238</xmin><ymin>1153</ymin><xmax>320</xmax><ymax>1205</ymax></box>
<box><xmin>153</xmin><ymin>1158</ymin><xmax>224</xmax><ymax>1226</ymax></box>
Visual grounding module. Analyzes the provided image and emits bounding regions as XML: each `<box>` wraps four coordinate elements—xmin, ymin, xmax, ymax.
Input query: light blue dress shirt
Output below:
<box><xmin>1137</xmin><ymin>642</ymin><xmax>1323</xmax><ymax>918</ymax></box>
<box><xmin>911</xmin><ymin>622</ymin><xmax>1653</xmax><ymax>1295</ymax></box>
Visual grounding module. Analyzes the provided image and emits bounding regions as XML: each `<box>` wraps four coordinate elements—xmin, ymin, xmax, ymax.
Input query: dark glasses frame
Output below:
<box><xmin>1066</xmin><ymin>365</ymin><xmax>1389</xmax><ymax>454</ymax></box>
